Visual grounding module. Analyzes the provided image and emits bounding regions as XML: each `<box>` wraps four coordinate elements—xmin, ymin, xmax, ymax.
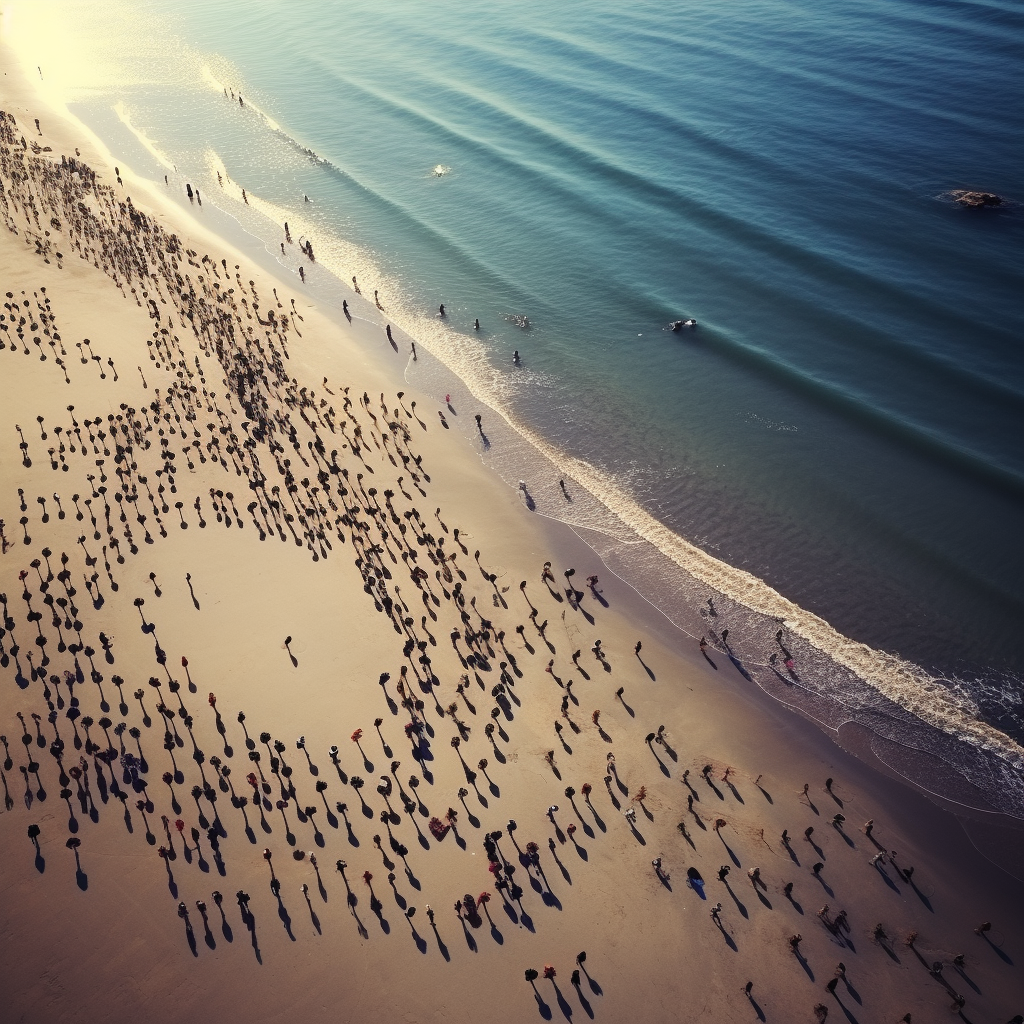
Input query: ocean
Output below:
<box><xmin>8</xmin><ymin>0</ymin><xmax>1023</xmax><ymax>812</ymax></box>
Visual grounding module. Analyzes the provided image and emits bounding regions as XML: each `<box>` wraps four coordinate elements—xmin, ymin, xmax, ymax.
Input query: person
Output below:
<box><xmin>513</xmin><ymin>349</ymin><xmax>520</xmax><ymax>364</ymax></box>
<box><xmin>475</xmin><ymin>319</ymin><xmax>480</xmax><ymax>330</ymax></box>
<box><xmin>439</xmin><ymin>304</ymin><xmax>446</xmax><ymax>317</ymax></box>
<box><xmin>410</xmin><ymin>342</ymin><xmax>417</xmax><ymax>361</ymax></box>
<box><xmin>352</xmin><ymin>275</ymin><xmax>360</xmax><ymax>293</ymax></box>
<box><xmin>699</xmin><ymin>636</ymin><xmax>708</xmax><ymax>652</ymax></box>
<box><xmin>299</xmin><ymin>266</ymin><xmax>305</xmax><ymax>282</ymax></box>
<box><xmin>635</xmin><ymin>641</ymin><xmax>642</xmax><ymax>655</ymax></box>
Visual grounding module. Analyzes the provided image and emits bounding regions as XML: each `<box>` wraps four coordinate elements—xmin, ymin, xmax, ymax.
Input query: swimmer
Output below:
<box><xmin>513</xmin><ymin>349</ymin><xmax>521</xmax><ymax>365</ymax></box>
<box><xmin>439</xmin><ymin>303</ymin><xmax>446</xmax><ymax>317</ymax></box>
<box><xmin>474</xmin><ymin>318</ymin><xmax>480</xmax><ymax>330</ymax></box>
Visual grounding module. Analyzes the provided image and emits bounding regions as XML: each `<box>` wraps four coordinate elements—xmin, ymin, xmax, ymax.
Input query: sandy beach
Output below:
<box><xmin>1</xmin><ymin>31</ymin><xmax>1022</xmax><ymax>1024</ymax></box>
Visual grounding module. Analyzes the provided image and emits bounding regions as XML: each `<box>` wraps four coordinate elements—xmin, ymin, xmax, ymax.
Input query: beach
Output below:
<box><xmin>1</xmin><ymin>27</ymin><xmax>1022</xmax><ymax>1024</ymax></box>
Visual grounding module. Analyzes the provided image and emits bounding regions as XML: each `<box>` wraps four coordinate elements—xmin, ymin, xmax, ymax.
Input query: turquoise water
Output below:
<box><xmin>44</xmin><ymin>1</ymin><xmax>1024</xmax><ymax>766</ymax></box>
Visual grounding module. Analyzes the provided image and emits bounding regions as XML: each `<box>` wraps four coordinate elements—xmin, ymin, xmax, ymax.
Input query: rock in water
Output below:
<box><xmin>952</xmin><ymin>191</ymin><xmax>1003</xmax><ymax>208</ymax></box>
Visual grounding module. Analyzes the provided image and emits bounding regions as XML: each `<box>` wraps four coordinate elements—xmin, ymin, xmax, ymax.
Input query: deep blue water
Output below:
<box><xmin>49</xmin><ymin>0</ymin><xmax>1024</xmax><ymax>751</ymax></box>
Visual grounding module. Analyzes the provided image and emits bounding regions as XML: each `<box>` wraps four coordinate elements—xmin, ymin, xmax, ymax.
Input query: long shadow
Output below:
<box><xmin>552</xmin><ymin>982</ymin><xmax>574</xmax><ymax>1021</ymax></box>
<box><xmin>306</xmin><ymin>898</ymin><xmax>322</xmax><ymax>935</ymax></box>
<box><xmin>575</xmin><ymin>986</ymin><xmax>594</xmax><ymax>1019</ymax></box>
<box><xmin>637</xmin><ymin>657</ymin><xmax>655</xmax><ymax>681</ymax></box>
<box><xmin>726</xmin><ymin>651</ymin><xmax>753</xmax><ymax>681</ymax></box>
<box><xmin>276</xmin><ymin>896</ymin><xmax>296</xmax><ymax>941</ymax></box>
<box><xmin>981</xmin><ymin>932</ymin><xmax>1013</xmax><ymax>965</ymax></box>
<box><xmin>244</xmin><ymin>910</ymin><xmax>263</xmax><ymax>964</ymax></box>
<box><xmin>794</xmin><ymin>949</ymin><xmax>814</xmax><ymax>980</ymax></box>
<box><xmin>723</xmin><ymin>881</ymin><xmax>748</xmax><ymax>918</ymax></box>
<box><xmin>755</xmin><ymin>889</ymin><xmax>773</xmax><ymax>910</ymax></box>
<box><xmin>908</xmin><ymin>878</ymin><xmax>933</xmax><ymax>912</ymax></box>
<box><xmin>628</xmin><ymin>824</ymin><xmax>647</xmax><ymax>845</ymax></box>
<box><xmin>832</xmin><ymin>995</ymin><xmax>860</xmax><ymax>1024</ymax></box>
<box><xmin>952</xmin><ymin>966</ymin><xmax>980</xmax><ymax>995</ymax></box>
<box><xmin>721</xmin><ymin>838</ymin><xmax>741</xmax><ymax>868</ymax></box>
<box><xmin>430</xmin><ymin>923</ymin><xmax>451</xmax><ymax>961</ymax></box>
<box><xmin>714</xmin><ymin>920</ymin><xmax>738</xmax><ymax>951</ymax></box>
<box><xmin>874</xmin><ymin>866</ymin><xmax>901</xmax><ymax>893</ymax></box>
<box><xmin>747</xmin><ymin>994</ymin><xmax>766</xmax><ymax>1022</ymax></box>
<box><xmin>183</xmin><ymin>918</ymin><xmax>198</xmax><ymax>957</ymax></box>
<box><xmin>756</xmin><ymin>785</ymin><xmax>774</xmax><ymax>804</ymax></box>
<box><xmin>837</xmin><ymin>974</ymin><xmax>862</xmax><ymax>1003</ymax></box>
<box><xmin>532</xmin><ymin>991</ymin><xmax>553</xmax><ymax>1020</ymax></box>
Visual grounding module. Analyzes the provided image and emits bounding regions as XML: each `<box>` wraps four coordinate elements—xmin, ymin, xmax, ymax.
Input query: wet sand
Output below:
<box><xmin>1</xmin><ymin>37</ymin><xmax>1022</xmax><ymax>1024</ymax></box>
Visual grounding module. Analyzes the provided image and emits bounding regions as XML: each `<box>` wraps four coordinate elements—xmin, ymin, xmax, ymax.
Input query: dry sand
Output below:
<box><xmin>1</xmin><ymin>37</ymin><xmax>1022</xmax><ymax>1024</ymax></box>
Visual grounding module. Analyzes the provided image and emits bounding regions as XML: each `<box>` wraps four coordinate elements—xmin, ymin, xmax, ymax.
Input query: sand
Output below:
<box><xmin>1</xmin><ymin>34</ymin><xmax>1022</xmax><ymax>1024</ymax></box>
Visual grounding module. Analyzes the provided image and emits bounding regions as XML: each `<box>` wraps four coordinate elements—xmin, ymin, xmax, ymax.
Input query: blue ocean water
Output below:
<box><xmin>37</xmin><ymin>0</ymin><xmax>1024</xmax><ymax>771</ymax></box>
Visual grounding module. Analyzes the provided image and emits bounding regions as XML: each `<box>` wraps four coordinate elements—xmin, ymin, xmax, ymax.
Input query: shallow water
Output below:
<box><xmin>10</xmin><ymin>0</ymin><xmax>1023</xmax><ymax>806</ymax></box>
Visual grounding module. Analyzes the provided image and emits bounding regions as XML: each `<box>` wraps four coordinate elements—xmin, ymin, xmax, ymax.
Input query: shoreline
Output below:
<box><xmin>2</xmin><ymin>26</ymin><xmax>1023</xmax><ymax>1024</ymax></box>
<box><xmin>52</xmin><ymin>77</ymin><xmax>1024</xmax><ymax>823</ymax></box>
